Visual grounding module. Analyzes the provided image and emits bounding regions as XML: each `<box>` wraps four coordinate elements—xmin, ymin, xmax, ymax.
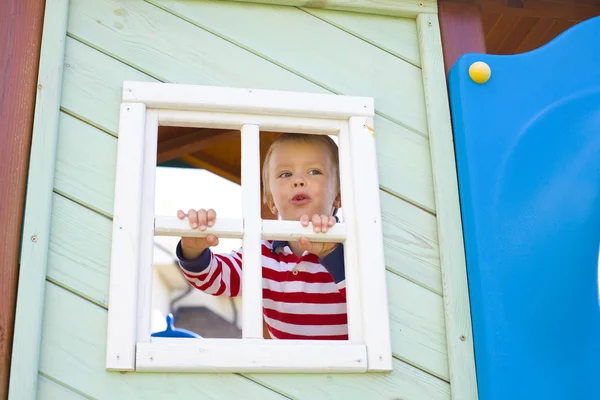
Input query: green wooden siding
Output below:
<box><xmin>23</xmin><ymin>0</ymin><xmax>457</xmax><ymax>398</ymax></box>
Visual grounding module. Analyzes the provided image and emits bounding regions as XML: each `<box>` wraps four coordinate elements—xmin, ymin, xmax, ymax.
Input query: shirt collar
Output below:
<box><xmin>271</xmin><ymin>216</ymin><xmax>339</xmax><ymax>254</ymax></box>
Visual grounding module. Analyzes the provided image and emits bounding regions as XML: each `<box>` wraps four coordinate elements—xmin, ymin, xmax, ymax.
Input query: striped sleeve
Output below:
<box><xmin>176</xmin><ymin>241</ymin><xmax>243</xmax><ymax>297</ymax></box>
<box><xmin>319</xmin><ymin>244</ymin><xmax>346</xmax><ymax>298</ymax></box>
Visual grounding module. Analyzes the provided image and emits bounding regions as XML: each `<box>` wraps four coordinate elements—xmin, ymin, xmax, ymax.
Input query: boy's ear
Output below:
<box><xmin>333</xmin><ymin>193</ymin><xmax>342</xmax><ymax>209</ymax></box>
<box><xmin>265</xmin><ymin>195</ymin><xmax>277</xmax><ymax>215</ymax></box>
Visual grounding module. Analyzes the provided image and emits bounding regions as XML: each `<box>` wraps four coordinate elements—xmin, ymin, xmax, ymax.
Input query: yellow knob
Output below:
<box><xmin>469</xmin><ymin>61</ymin><xmax>491</xmax><ymax>84</ymax></box>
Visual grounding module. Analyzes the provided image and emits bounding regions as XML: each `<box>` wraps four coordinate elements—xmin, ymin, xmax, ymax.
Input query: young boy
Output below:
<box><xmin>175</xmin><ymin>133</ymin><xmax>347</xmax><ymax>340</ymax></box>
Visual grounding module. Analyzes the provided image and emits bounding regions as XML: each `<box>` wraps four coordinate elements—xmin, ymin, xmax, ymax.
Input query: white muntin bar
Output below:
<box><xmin>262</xmin><ymin>220</ymin><xmax>346</xmax><ymax>242</ymax></box>
<box><xmin>123</xmin><ymin>81</ymin><xmax>374</xmax><ymax>119</ymax></box>
<box><xmin>154</xmin><ymin>216</ymin><xmax>244</xmax><ymax>239</ymax></box>
<box><xmin>348</xmin><ymin>116</ymin><xmax>392</xmax><ymax>371</ymax></box>
<box><xmin>137</xmin><ymin>110</ymin><xmax>159</xmax><ymax>345</ymax></box>
<box><xmin>241</xmin><ymin>124</ymin><xmax>263</xmax><ymax>339</ymax></box>
<box><xmin>157</xmin><ymin>109</ymin><xmax>342</xmax><ymax>136</ymax></box>
<box><xmin>106</xmin><ymin>103</ymin><xmax>146</xmax><ymax>371</ymax></box>
<box><xmin>337</xmin><ymin>122</ymin><xmax>364</xmax><ymax>344</ymax></box>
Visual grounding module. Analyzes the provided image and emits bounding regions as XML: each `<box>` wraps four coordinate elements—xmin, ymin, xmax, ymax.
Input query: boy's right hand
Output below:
<box><xmin>177</xmin><ymin>208</ymin><xmax>219</xmax><ymax>260</ymax></box>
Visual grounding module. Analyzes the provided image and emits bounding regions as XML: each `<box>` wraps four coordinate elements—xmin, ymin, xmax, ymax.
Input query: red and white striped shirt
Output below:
<box><xmin>177</xmin><ymin>240</ymin><xmax>348</xmax><ymax>340</ymax></box>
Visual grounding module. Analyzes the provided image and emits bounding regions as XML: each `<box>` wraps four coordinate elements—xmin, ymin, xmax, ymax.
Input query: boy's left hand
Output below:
<box><xmin>299</xmin><ymin>214</ymin><xmax>338</xmax><ymax>258</ymax></box>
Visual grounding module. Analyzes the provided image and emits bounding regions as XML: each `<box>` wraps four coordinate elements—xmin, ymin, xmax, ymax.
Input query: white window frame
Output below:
<box><xmin>105</xmin><ymin>81</ymin><xmax>391</xmax><ymax>373</ymax></box>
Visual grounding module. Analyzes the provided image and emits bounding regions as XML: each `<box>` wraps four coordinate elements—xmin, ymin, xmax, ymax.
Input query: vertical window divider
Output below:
<box><xmin>241</xmin><ymin>124</ymin><xmax>263</xmax><ymax>339</ymax></box>
<box><xmin>138</xmin><ymin>110</ymin><xmax>159</xmax><ymax>344</ymax></box>
<box><xmin>337</xmin><ymin>122</ymin><xmax>364</xmax><ymax>344</ymax></box>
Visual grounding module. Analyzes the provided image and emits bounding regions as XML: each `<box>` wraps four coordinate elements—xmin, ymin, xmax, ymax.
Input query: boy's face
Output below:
<box><xmin>267</xmin><ymin>140</ymin><xmax>340</xmax><ymax>221</ymax></box>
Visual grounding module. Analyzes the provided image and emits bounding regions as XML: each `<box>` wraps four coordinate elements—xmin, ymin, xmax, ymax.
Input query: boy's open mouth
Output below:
<box><xmin>290</xmin><ymin>193</ymin><xmax>311</xmax><ymax>205</ymax></box>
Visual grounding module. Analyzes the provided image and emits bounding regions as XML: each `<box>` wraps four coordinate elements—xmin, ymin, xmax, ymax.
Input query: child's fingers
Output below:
<box><xmin>207</xmin><ymin>208</ymin><xmax>217</xmax><ymax>227</ymax></box>
<box><xmin>187</xmin><ymin>209</ymin><xmax>198</xmax><ymax>228</ymax></box>
<box><xmin>207</xmin><ymin>235</ymin><xmax>219</xmax><ymax>247</ymax></box>
<box><xmin>300</xmin><ymin>214</ymin><xmax>310</xmax><ymax>227</ymax></box>
<box><xmin>299</xmin><ymin>236</ymin><xmax>312</xmax><ymax>252</ymax></box>
<box><xmin>177</xmin><ymin>209</ymin><xmax>186</xmax><ymax>220</ymax></box>
<box><xmin>311</xmin><ymin>214</ymin><xmax>321</xmax><ymax>232</ymax></box>
<box><xmin>328</xmin><ymin>216</ymin><xmax>335</xmax><ymax>227</ymax></box>
<box><xmin>197</xmin><ymin>208</ymin><xmax>208</xmax><ymax>230</ymax></box>
<box><xmin>320</xmin><ymin>214</ymin><xmax>329</xmax><ymax>232</ymax></box>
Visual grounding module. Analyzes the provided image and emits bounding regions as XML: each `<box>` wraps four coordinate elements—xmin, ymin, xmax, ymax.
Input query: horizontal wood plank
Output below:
<box><xmin>46</xmin><ymin>193</ymin><xmax>448</xmax><ymax>379</ymax></box>
<box><xmin>149</xmin><ymin>0</ymin><xmax>427</xmax><ymax>134</ymax></box>
<box><xmin>41</xmin><ymin>282</ymin><xmax>450</xmax><ymax>399</ymax></box>
<box><xmin>54</xmin><ymin>112</ymin><xmax>117</xmax><ymax>217</ymax></box>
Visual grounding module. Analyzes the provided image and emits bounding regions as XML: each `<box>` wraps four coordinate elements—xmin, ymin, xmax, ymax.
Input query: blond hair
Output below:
<box><xmin>262</xmin><ymin>133</ymin><xmax>340</xmax><ymax>212</ymax></box>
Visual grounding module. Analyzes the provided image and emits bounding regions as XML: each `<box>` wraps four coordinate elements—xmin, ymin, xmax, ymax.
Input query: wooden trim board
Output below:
<box><xmin>8</xmin><ymin>1</ymin><xmax>69</xmax><ymax>399</ymax></box>
<box><xmin>417</xmin><ymin>13</ymin><xmax>479</xmax><ymax>400</ymax></box>
<box><xmin>438</xmin><ymin>0</ymin><xmax>486</xmax><ymax>75</ymax></box>
<box><xmin>0</xmin><ymin>0</ymin><xmax>46</xmax><ymax>397</ymax></box>
<box><xmin>224</xmin><ymin>0</ymin><xmax>437</xmax><ymax>18</ymax></box>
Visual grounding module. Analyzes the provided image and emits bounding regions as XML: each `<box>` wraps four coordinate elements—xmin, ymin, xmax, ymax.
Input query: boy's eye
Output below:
<box><xmin>278</xmin><ymin>172</ymin><xmax>292</xmax><ymax>178</ymax></box>
<box><xmin>308</xmin><ymin>169</ymin><xmax>322</xmax><ymax>175</ymax></box>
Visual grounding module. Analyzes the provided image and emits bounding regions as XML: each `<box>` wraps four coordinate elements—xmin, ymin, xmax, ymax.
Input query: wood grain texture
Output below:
<box><xmin>53</xmin><ymin>112</ymin><xmax>442</xmax><ymax>297</ymax></box>
<box><xmin>47</xmin><ymin>191</ymin><xmax>449</xmax><ymax>380</ymax></box>
<box><xmin>296</xmin><ymin>7</ymin><xmax>421</xmax><ymax>67</ymax></box>
<box><xmin>417</xmin><ymin>14</ymin><xmax>478</xmax><ymax>399</ymax></box>
<box><xmin>61</xmin><ymin>35</ymin><xmax>436</xmax><ymax>213</ymax></box>
<box><xmin>8</xmin><ymin>1</ymin><xmax>69</xmax><ymax>399</ymax></box>
<box><xmin>40</xmin><ymin>283</ymin><xmax>291</xmax><ymax>400</ymax></box>
<box><xmin>41</xmin><ymin>0</ymin><xmax>452</xmax><ymax>396</ymax></box>
<box><xmin>149</xmin><ymin>0</ymin><xmax>428</xmax><ymax>134</ymax></box>
<box><xmin>476</xmin><ymin>0</ymin><xmax>599</xmax><ymax>54</ymax></box>
<box><xmin>0</xmin><ymin>0</ymin><xmax>45</xmax><ymax>396</ymax></box>
<box><xmin>41</xmin><ymin>281</ymin><xmax>450</xmax><ymax>399</ymax></box>
<box><xmin>438</xmin><ymin>0</ymin><xmax>486</xmax><ymax>74</ymax></box>
<box><xmin>38</xmin><ymin>375</ymin><xmax>87</xmax><ymax>400</ymax></box>
<box><xmin>514</xmin><ymin>17</ymin><xmax>556</xmax><ymax>54</ymax></box>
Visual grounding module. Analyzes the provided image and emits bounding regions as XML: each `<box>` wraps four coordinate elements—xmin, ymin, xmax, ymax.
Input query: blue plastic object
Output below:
<box><xmin>449</xmin><ymin>17</ymin><xmax>600</xmax><ymax>400</ymax></box>
<box><xmin>151</xmin><ymin>313</ymin><xmax>201</xmax><ymax>338</ymax></box>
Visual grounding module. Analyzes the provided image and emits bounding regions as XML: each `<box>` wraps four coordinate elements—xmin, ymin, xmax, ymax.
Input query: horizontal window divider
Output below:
<box><xmin>157</xmin><ymin>109</ymin><xmax>342</xmax><ymax>135</ymax></box>
<box><xmin>123</xmin><ymin>81</ymin><xmax>374</xmax><ymax>119</ymax></box>
<box><xmin>154</xmin><ymin>217</ymin><xmax>346</xmax><ymax>243</ymax></box>
<box><xmin>154</xmin><ymin>216</ymin><xmax>244</xmax><ymax>239</ymax></box>
<box><xmin>262</xmin><ymin>220</ymin><xmax>346</xmax><ymax>242</ymax></box>
<box><xmin>136</xmin><ymin>339</ymin><xmax>367</xmax><ymax>373</ymax></box>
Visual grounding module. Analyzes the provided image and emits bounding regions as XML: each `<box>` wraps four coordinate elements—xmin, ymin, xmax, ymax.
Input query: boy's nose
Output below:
<box><xmin>293</xmin><ymin>180</ymin><xmax>305</xmax><ymax>188</ymax></box>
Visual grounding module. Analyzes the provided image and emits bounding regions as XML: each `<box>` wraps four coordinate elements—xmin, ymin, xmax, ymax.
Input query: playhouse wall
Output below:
<box><xmin>34</xmin><ymin>0</ymin><xmax>449</xmax><ymax>398</ymax></box>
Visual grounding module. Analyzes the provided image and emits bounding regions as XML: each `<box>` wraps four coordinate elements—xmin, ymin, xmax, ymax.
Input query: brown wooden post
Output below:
<box><xmin>438</xmin><ymin>0</ymin><xmax>487</xmax><ymax>75</ymax></box>
<box><xmin>0</xmin><ymin>1</ymin><xmax>46</xmax><ymax>397</ymax></box>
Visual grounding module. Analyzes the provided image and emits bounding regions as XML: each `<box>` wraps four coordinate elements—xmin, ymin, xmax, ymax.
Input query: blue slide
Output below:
<box><xmin>449</xmin><ymin>17</ymin><xmax>600</xmax><ymax>400</ymax></box>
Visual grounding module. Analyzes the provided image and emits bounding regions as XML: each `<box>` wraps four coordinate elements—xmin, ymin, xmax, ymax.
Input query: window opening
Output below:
<box><xmin>105</xmin><ymin>82</ymin><xmax>391</xmax><ymax>373</ymax></box>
